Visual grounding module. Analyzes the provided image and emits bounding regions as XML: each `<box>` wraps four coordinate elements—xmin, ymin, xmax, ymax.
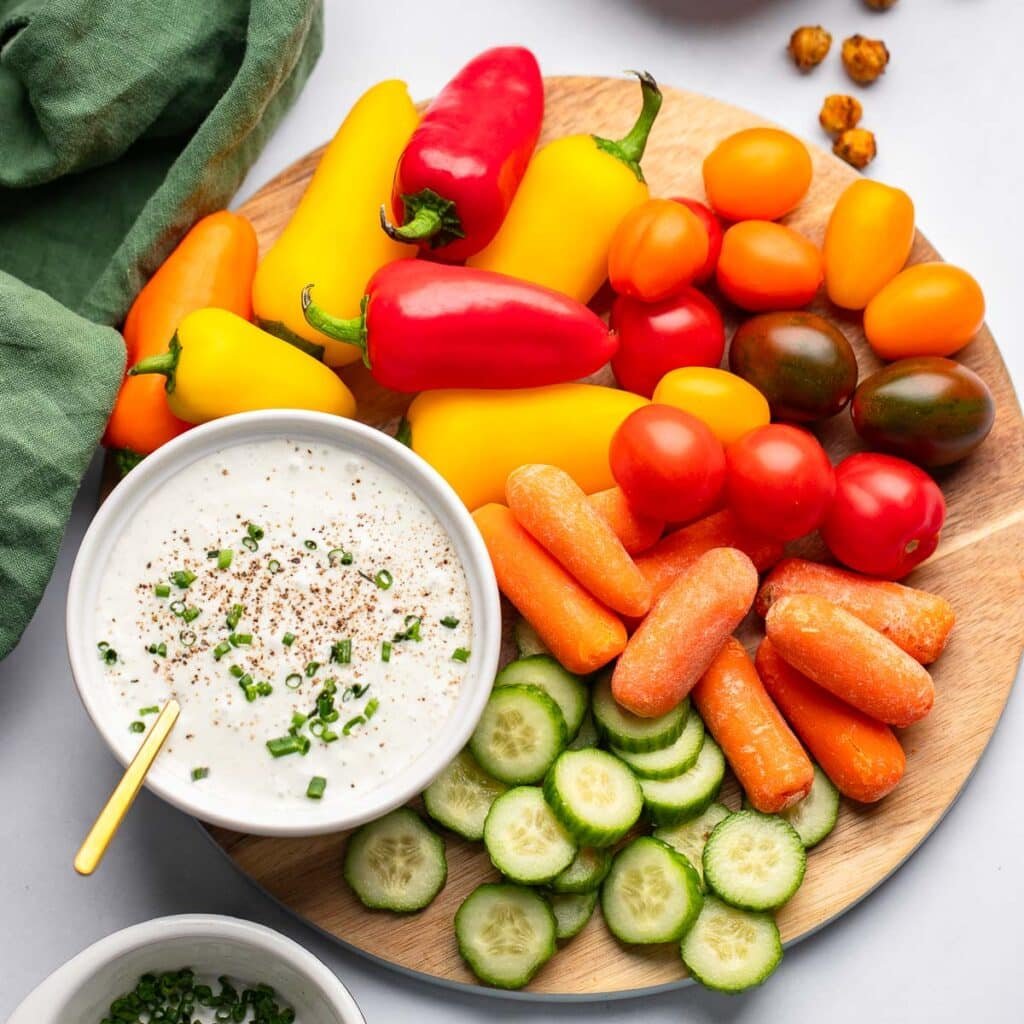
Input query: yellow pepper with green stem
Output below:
<box><xmin>252</xmin><ymin>80</ymin><xmax>420</xmax><ymax>366</ymax></box>
<box><xmin>129</xmin><ymin>308</ymin><xmax>356</xmax><ymax>422</ymax></box>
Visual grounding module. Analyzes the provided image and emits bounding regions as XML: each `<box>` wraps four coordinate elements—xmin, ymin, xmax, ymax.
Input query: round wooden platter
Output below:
<box><xmin>199</xmin><ymin>77</ymin><xmax>1024</xmax><ymax>998</ymax></box>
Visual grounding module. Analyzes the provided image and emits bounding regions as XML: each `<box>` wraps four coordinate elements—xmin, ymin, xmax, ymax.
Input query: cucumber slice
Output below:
<box><xmin>680</xmin><ymin>895</ymin><xmax>782</xmax><ymax>993</ymax></box>
<box><xmin>483</xmin><ymin>787</ymin><xmax>576</xmax><ymax>884</ymax></box>
<box><xmin>456</xmin><ymin>883</ymin><xmax>556</xmax><ymax>989</ymax></box>
<box><xmin>612</xmin><ymin>712</ymin><xmax>705</xmax><ymax>780</ymax></box>
<box><xmin>544</xmin><ymin>749</ymin><xmax>643</xmax><ymax>847</ymax></box>
<box><xmin>568</xmin><ymin>710</ymin><xmax>599</xmax><ymax>751</ymax></box>
<box><xmin>343</xmin><ymin>808</ymin><xmax>446</xmax><ymax>912</ymax></box>
<box><xmin>548</xmin><ymin>890</ymin><xmax>598</xmax><ymax>941</ymax></box>
<box><xmin>495</xmin><ymin>656</ymin><xmax>588</xmax><ymax>739</ymax></box>
<box><xmin>640</xmin><ymin>736</ymin><xmax>726</xmax><ymax>826</ymax></box>
<box><xmin>592</xmin><ymin>670</ymin><xmax>688</xmax><ymax>753</ymax></box>
<box><xmin>703</xmin><ymin>811</ymin><xmax>806</xmax><ymax>911</ymax></box>
<box><xmin>549</xmin><ymin>846</ymin><xmax>613</xmax><ymax>894</ymax></box>
<box><xmin>423</xmin><ymin>749</ymin><xmax>508</xmax><ymax>841</ymax></box>
<box><xmin>469</xmin><ymin>684</ymin><xmax>567</xmax><ymax>785</ymax></box>
<box><xmin>654</xmin><ymin>802</ymin><xmax>731</xmax><ymax>890</ymax></box>
<box><xmin>780</xmin><ymin>765</ymin><xmax>840</xmax><ymax>849</ymax></box>
<box><xmin>601</xmin><ymin>837</ymin><xmax>703</xmax><ymax>945</ymax></box>
<box><xmin>513</xmin><ymin>617</ymin><xmax>549</xmax><ymax>657</ymax></box>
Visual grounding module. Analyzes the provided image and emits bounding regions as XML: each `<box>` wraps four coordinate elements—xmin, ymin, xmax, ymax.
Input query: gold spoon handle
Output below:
<box><xmin>74</xmin><ymin>699</ymin><xmax>181</xmax><ymax>876</ymax></box>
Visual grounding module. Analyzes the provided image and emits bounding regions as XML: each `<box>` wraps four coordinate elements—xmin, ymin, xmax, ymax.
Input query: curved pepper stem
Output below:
<box><xmin>128</xmin><ymin>334</ymin><xmax>181</xmax><ymax>394</ymax></box>
<box><xmin>301</xmin><ymin>286</ymin><xmax>371</xmax><ymax>368</ymax></box>
<box><xmin>593</xmin><ymin>71</ymin><xmax>662</xmax><ymax>183</ymax></box>
<box><xmin>379</xmin><ymin>188</ymin><xmax>466</xmax><ymax>249</ymax></box>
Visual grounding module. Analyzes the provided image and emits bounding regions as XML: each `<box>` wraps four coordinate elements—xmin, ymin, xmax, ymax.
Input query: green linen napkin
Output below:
<box><xmin>0</xmin><ymin>0</ymin><xmax>323</xmax><ymax>660</ymax></box>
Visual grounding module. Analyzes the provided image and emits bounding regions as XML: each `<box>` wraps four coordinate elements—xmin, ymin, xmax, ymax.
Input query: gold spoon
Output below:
<box><xmin>74</xmin><ymin>699</ymin><xmax>180</xmax><ymax>876</ymax></box>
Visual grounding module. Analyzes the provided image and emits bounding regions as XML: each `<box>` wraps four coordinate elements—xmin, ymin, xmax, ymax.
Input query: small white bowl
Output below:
<box><xmin>7</xmin><ymin>914</ymin><xmax>364</xmax><ymax>1023</ymax></box>
<box><xmin>67</xmin><ymin>410</ymin><xmax>501</xmax><ymax>836</ymax></box>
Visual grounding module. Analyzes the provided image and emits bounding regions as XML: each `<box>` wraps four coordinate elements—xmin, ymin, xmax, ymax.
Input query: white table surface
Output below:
<box><xmin>3</xmin><ymin>1</ymin><xmax>1022</xmax><ymax>1021</ymax></box>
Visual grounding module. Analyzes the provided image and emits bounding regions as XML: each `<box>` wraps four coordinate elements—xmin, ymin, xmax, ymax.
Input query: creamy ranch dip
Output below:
<box><xmin>95</xmin><ymin>438</ymin><xmax>472</xmax><ymax>804</ymax></box>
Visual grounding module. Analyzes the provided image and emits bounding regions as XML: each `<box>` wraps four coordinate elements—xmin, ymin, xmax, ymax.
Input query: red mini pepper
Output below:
<box><xmin>301</xmin><ymin>261</ymin><xmax>616</xmax><ymax>393</ymax></box>
<box><xmin>380</xmin><ymin>46</ymin><xmax>543</xmax><ymax>262</ymax></box>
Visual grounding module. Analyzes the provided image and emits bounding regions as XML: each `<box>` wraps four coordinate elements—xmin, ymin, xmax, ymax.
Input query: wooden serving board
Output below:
<box><xmin>201</xmin><ymin>77</ymin><xmax>1024</xmax><ymax>997</ymax></box>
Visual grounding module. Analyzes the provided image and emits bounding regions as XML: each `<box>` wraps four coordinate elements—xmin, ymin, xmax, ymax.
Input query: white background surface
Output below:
<box><xmin>2</xmin><ymin>1</ymin><xmax>1021</xmax><ymax>1021</ymax></box>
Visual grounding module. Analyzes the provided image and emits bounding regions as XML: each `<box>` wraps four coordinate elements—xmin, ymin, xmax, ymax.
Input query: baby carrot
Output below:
<box><xmin>612</xmin><ymin>547</ymin><xmax>758</xmax><ymax>717</ymax></box>
<box><xmin>765</xmin><ymin>593</ymin><xmax>935</xmax><ymax>728</ymax></box>
<box><xmin>756</xmin><ymin>558</ymin><xmax>955</xmax><ymax>664</ymax></box>
<box><xmin>635</xmin><ymin>508</ymin><xmax>784</xmax><ymax>601</ymax></box>
<box><xmin>692</xmin><ymin>637</ymin><xmax>814</xmax><ymax>813</ymax></box>
<box><xmin>472</xmin><ymin>503</ymin><xmax>627</xmax><ymax>674</ymax></box>
<box><xmin>587</xmin><ymin>486</ymin><xmax>664</xmax><ymax>554</ymax></box>
<box><xmin>506</xmin><ymin>465</ymin><xmax>653</xmax><ymax>617</ymax></box>
<box><xmin>756</xmin><ymin>638</ymin><xmax>906</xmax><ymax>803</ymax></box>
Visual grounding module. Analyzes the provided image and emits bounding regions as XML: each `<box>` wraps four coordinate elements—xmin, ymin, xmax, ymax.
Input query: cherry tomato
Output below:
<box><xmin>822</xmin><ymin>453</ymin><xmax>946</xmax><ymax>579</ymax></box>
<box><xmin>653</xmin><ymin>366</ymin><xmax>770</xmax><ymax>446</ymax></box>
<box><xmin>608</xmin><ymin>199</ymin><xmax>710</xmax><ymax>302</ymax></box>
<box><xmin>725</xmin><ymin>425</ymin><xmax>835</xmax><ymax>542</ymax></box>
<box><xmin>672</xmin><ymin>197</ymin><xmax>723</xmax><ymax>284</ymax></box>
<box><xmin>717</xmin><ymin>221</ymin><xmax>824</xmax><ymax>311</ymax></box>
<box><xmin>610</xmin><ymin>405</ymin><xmax>726</xmax><ymax>522</ymax></box>
<box><xmin>611</xmin><ymin>288</ymin><xmax>725</xmax><ymax>398</ymax></box>
<box><xmin>702</xmin><ymin>128</ymin><xmax>813</xmax><ymax>222</ymax></box>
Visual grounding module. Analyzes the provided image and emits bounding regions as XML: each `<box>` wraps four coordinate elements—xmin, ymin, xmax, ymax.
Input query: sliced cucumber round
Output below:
<box><xmin>456</xmin><ymin>883</ymin><xmax>556</xmax><ymax>989</ymax></box>
<box><xmin>495</xmin><ymin>655</ymin><xmax>588</xmax><ymax>739</ymax></box>
<box><xmin>780</xmin><ymin>764</ymin><xmax>840</xmax><ymax>849</ymax></box>
<box><xmin>469</xmin><ymin>684</ymin><xmax>567</xmax><ymax>785</ymax></box>
<box><xmin>549</xmin><ymin>846</ymin><xmax>613</xmax><ymax>894</ymax></box>
<box><xmin>703</xmin><ymin>811</ymin><xmax>806</xmax><ymax>911</ymax></box>
<box><xmin>654</xmin><ymin>802</ymin><xmax>731</xmax><ymax>891</ymax></box>
<box><xmin>513</xmin><ymin>617</ymin><xmax>549</xmax><ymax>658</ymax></box>
<box><xmin>544</xmin><ymin>749</ymin><xmax>643</xmax><ymax>847</ymax></box>
<box><xmin>640</xmin><ymin>736</ymin><xmax>726</xmax><ymax>826</ymax></box>
<box><xmin>592</xmin><ymin>670</ymin><xmax>688</xmax><ymax>753</ymax></box>
<box><xmin>483</xmin><ymin>787</ymin><xmax>576</xmax><ymax>884</ymax></box>
<box><xmin>423</xmin><ymin>749</ymin><xmax>508</xmax><ymax>841</ymax></box>
<box><xmin>680</xmin><ymin>895</ymin><xmax>782</xmax><ymax>993</ymax></box>
<box><xmin>343</xmin><ymin>808</ymin><xmax>446</xmax><ymax>912</ymax></box>
<box><xmin>613</xmin><ymin>712</ymin><xmax>705</xmax><ymax>780</ymax></box>
<box><xmin>601</xmin><ymin>837</ymin><xmax>703</xmax><ymax>945</ymax></box>
<box><xmin>568</xmin><ymin>710</ymin><xmax>599</xmax><ymax>751</ymax></box>
<box><xmin>548</xmin><ymin>890</ymin><xmax>598</xmax><ymax>941</ymax></box>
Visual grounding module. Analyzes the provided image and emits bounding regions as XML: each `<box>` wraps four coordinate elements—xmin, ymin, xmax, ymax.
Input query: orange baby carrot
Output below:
<box><xmin>506</xmin><ymin>465</ymin><xmax>652</xmax><ymax>618</ymax></box>
<box><xmin>587</xmin><ymin>486</ymin><xmax>664</xmax><ymax>555</ymax></box>
<box><xmin>692</xmin><ymin>637</ymin><xmax>814</xmax><ymax>813</ymax></box>
<box><xmin>756</xmin><ymin>638</ymin><xmax>906</xmax><ymax>803</ymax></box>
<box><xmin>756</xmin><ymin>558</ymin><xmax>955</xmax><ymax>665</ymax></box>
<box><xmin>612</xmin><ymin>547</ymin><xmax>758</xmax><ymax>717</ymax></box>
<box><xmin>635</xmin><ymin>508</ymin><xmax>784</xmax><ymax>601</ymax></box>
<box><xmin>765</xmin><ymin>593</ymin><xmax>935</xmax><ymax>728</ymax></box>
<box><xmin>473</xmin><ymin>503</ymin><xmax>627</xmax><ymax>674</ymax></box>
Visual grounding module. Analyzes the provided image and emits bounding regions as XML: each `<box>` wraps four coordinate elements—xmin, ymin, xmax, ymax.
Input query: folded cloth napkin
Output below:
<box><xmin>0</xmin><ymin>0</ymin><xmax>323</xmax><ymax>660</ymax></box>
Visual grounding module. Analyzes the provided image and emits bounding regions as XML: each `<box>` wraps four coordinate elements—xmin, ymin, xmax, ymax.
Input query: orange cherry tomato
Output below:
<box><xmin>716</xmin><ymin>221</ymin><xmax>823</xmax><ymax>311</ymax></box>
<box><xmin>863</xmin><ymin>262</ymin><xmax>986</xmax><ymax>360</ymax></box>
<box><xmin>671</xmin><ymin>197</ymin><xmax>723</xmax><ymax>284</ymax></box>
<box><xmin>703</xmin><ymin>128</ymin><xmax>813</xmax><ymax>222</ymax></box>
<box><xmin>608</xmin><ymin>198</ymin><xmax>710</xmax><ymax>302</ymax></box>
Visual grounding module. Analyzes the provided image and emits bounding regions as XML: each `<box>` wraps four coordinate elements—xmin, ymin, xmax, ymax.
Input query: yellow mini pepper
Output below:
<box><xmin>405</xmin><ymin>383</ymin><xmax>648</xmax><ymax>510</ymax></box>
<box><xmin>129</xmin><ymin>308</ymin><xmax>356</xmax><ymax>423</ymax></box>
<box><xmin>252</xmin><ymin>80</ymin><xmax>420</xmax><ymax>366</ymax></box>
<box><xmin>467</xmin><ymin>72</ymin><xmax>662</xmax><ymax>304</ymax></box>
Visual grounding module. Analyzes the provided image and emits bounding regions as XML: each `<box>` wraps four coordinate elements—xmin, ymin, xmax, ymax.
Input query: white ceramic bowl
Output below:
<box><xmin>67</xmin><ymin>410</ymin><xmax>501</xmax><ymax>836</ymax></box>
<box><xmin>7</xmin><ymin>914</ymin><xmax>364</xmax><ymax>1023</ymax></box>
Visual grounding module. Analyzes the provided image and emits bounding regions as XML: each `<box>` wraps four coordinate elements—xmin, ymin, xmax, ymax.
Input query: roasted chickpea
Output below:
<box><xmin>833</xmin><ymin>128</ymin><xmax>877</xmax><ymax>170</ymax></box>
<box><xmin>788</xmin><ymin>25</ymin><xmax>832</xmax><ymax>70</ymax></box>
<box><xmin>842</xmin><ymin>34</ymin><xmax>890</xmax><ymax>84</ymax></box>
<box><xmin>819</xmin><ymin>94</ymin><xmax>863</xmax><ymax>136</ymax></box>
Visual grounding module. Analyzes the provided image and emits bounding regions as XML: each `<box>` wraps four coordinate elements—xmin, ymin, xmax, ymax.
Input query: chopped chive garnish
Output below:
<box><xmin>364</xmin><ymin>698</ymin><xmax>380</xmax><ymax>720</ymax></box>
<box><xmin>328</xmin><ymin>547</ymin><xmax>353</xmax><ymax>566</ymax></box>
<box><xmin>381</xmin><ymin>641</ymin><xmax>392</xmax><ymax>663</ymax></box>
<box><xmin>229</xmin><ymin>632</ymin><xmax>252</xmax><ymax>647</ymax></box>
<box><xmin>213</xmin><ymin>641</ymin><xmax>232</xmax><ymax>661</ymax></box>
<box><xmin>179</xmin><ymin>629</ymin><xmax>197</xmax><ymax>647</ymax></box>
<box><xmin>282</xmin><ymin>632</ymin><xmax>296</xmax><ymax>647</ymax></box>
<box><xmin>393</xmin><ymin>615</ymin><xmax>422</xmax><ymax>643</ymax></box>
<box><xmin>305</xmin><ymin>661</ymin><xmax>320</xmax><ymax>677</ymax></box>
<box><xmin>342</xmin><ymin>682</ymin><xmax>370</xmax><ymax>702</ymax></box>
<box><xmin>206</xmin><ymin>549</ymin><xmax>219</xmax><ymax>559</ymax></box>
<box><xmin>342</xmin><ymin>715</ymin><xmax>366</xmax><ymax>736</ymax></box>
<box><xmin>330</xmin><ymin>639</ymin><xmax>352</xmax><ymax>664</ymax></box>
<box><xmin>146</xmin><ymin>642</ymin><xmax>167</xmax><ymax>657</ymax></box>
<box><xmin>181</xmin><ymin>606</ymin><xmax>201</xmax><ymax>624</ymax></box>
<box><xmin>256</xmin><ymin>681</ymin><xmax>273</xmax><ymax>696</ymax></box>
<box><xmin>139</xmin><ymin>706</ymin><xmax>160</xmax><ymax>716</ymax></box>
<box><xmin>285</xmin><ymin>672</ymin><xmax>302</xmax><ymax>689</ymax></box>
<box><xmin>217</xmin><ymin>549</ymin><xmax>233</xmax><ymax>570</ymax></box>
<box><xmin>441</xmin><ymin>615</ymin><xmax>460</xmax><ymax>628</ymax></box>
<box><xmin>153</xmin><ymin>584</ymin><xmax>171</xmax><ymax>598</ymax></box>
<box><xmin>267</xmin><ymin>734</ymin><xmax>310</xmax><ymax>758</ymax></box>
<box><xmin>226</xmin><ymin>603</ymin><xmax>244</xmax><ymax>630</ymax></box>
<box><xmin>247</xmin><ymin>523</ymin><xmax>265</xmax><ymax>541</ymax></box>
<box><xmin>239</xmin><ymin>673</ymin><xmax>257</xmax><ymax>702</ymax></box>
<box><xmin>306</xmin><ymin>776</ymin><xmax>327</xmax><ymax>799</ymax></box>
<box><xmin>267</xmin><ymin>558</ymin><xmax>282</xmax><ymax>574</ymax></box>
<box><xmin>289</xmin><ymin>712</ymin><xmax>307</xmax><ymax>733</ymax></box>
<box><xmin>191</xmin><ymin>767</ymin><xmax>209</xmax><ymax>781</ymax></box>
<box><xmin>171</xmin><ymin>570</ymin><xmax>196</xmax><ymax>589</ymax></box>
<box><xmin>242</xmin><ymin>535</ymin><xmax>259</xmax><ymax>552</ymax></box>
<box><xmin>98</xmin><ymin>642</ymin><xmax>118</xmax><ymax>665</ymax></box>
<box><xmin>169</xmin><ymin>599</ymin><xmax>186</xmax><ymax>616</ymax></box>
<box><xmin>453</xmin><ymin>647</ymin><xmax>471</xmax><ymax>663</ymax></box>
<box><xmin>375</xmin><ymin>569</ymin><xmax>393</xmax><ymax>590</ymax></box>
<box><xmin>304</xmin><ymin>539</ymin><xmax>318</xmax><ymax>550</ymax></box>
<box><xmin>229</xmin><ymin>664</ymin><xmax>244</xmax><ymax>678</ymax></box>
<box><xmin>129</xmin><ymin>721</ymin><xmax>145</xmax><ymax>733</ymax></box>
<box><xmin>97</xmin><ymin>641</ymin><xmax>109</xmax><ymax>650</ymax></box>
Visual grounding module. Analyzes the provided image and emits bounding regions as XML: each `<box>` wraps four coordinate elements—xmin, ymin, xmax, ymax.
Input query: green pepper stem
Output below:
<box><xmin>378</xmin><ymin>189</ymin><xmax>465</xmax><ymax>250</ymax></box>
<box><xmin>128</xmin><ymin>334</ymin><xmax>181</xmax><ymax>393</ymax></box>
<box><xmin>301</xmin><ymin>286</ymin><xmax>370</xmax><ymax>367</ymax></box>
<box><xmin>593</xmin><ymin>71</ymin><xmax>663</xmax><ymax>183</ymax></box>
<box><xmin>380</xmin><ymin>204</ymin><xmax>442</xmax><ymax>243</ymax></box>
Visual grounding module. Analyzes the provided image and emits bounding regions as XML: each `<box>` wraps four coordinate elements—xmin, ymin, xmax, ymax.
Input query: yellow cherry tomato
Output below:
<box><xmin>864</xmin><ymin>262</ymin><xmax>986</xmax><ymax>360</ymax></box>
<box><xmin>703</xmin><ymin>128</ymin><xmax>813</xmax><ymax>222</ymax></box>
<box><xmin>652</xmin><ymin>367</ymin><xmax>770</xmax><ymax>446</ymax></box>
<box><xmin>824</xmin><ymin>179</ymin><xmax>915</xmax><ymax>310</ymax></box>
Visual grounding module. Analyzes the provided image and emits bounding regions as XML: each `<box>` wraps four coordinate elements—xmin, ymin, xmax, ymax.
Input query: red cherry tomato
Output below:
<box><xmin>610</xmin><ymin>288</ymin><xmax>725</xmax><ymax>398</ymax></box>
<box><xmin>672</xmin><ymin>197</ymin><xmax>724</xmax><ymax>284</ymax></box>
<box><xmin>822</xmin><ymin>453</ymin><xmax>946</xmax><ymax>579</ymax></box>
<box><xmin>725</xmin><ymin>424</ymin><xmax>835</xmax><ymax>542</ymax></box>
<box><xmin>610</xmin><ymin>405</ymin><xmax>726</xmax><ymax>522</ymax></box>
